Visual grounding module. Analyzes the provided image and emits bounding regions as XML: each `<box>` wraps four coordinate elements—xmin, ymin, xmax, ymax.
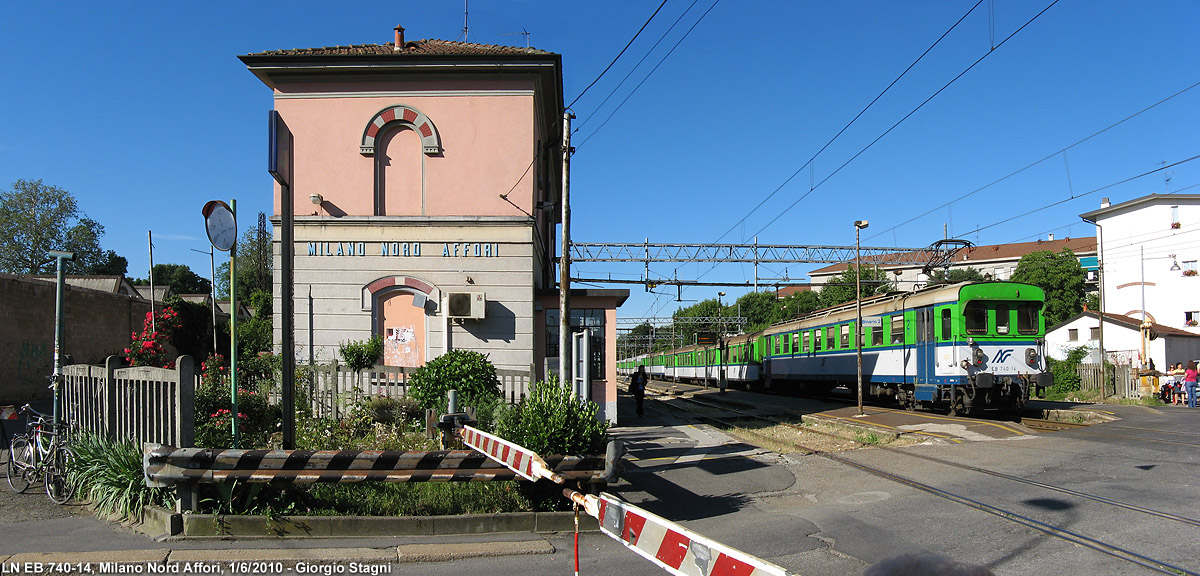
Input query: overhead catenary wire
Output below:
<box><xmin>868</xmin><ymin>79</ymin><xmax>1200</xmax><ymax>242</ymax></box>
<box><xmin>566</xmin><ymin>0</ymin><xmax>669</xmax><ymax>110</ymax></box>
<box><xmin>574</xmin><ymin>0</ymin><xmax>703</xmax><ymax>132</ymax></box>
<box><xmin>748</xmin><ymin>0</ymin><xmax>1062</xmax><ymax>241</ymax></box>
<box><xmin>576</xmin><ymin>0</ymin><xmax>722</xmax><ymax>149</ymax></box>
<box><xmin>960</xmin><ymin>153</ymin><xmax>1200</xmax><ymax>238</ymax></box>
<box><xmin>712</xmin><ymin>0</ymin><xmax>986</xmax><ymax>245</ymax></box>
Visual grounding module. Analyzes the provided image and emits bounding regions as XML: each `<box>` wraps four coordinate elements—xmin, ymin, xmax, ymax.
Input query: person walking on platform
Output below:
<box><xmin>1186</xmin><ymin>361</ymin><xmax>1198</xmax><ymax>409</ymax></box>
<box><xmin>630</xmin><ymin>365</ymin><xmax>648</xmax><ymax>417</ymax></box>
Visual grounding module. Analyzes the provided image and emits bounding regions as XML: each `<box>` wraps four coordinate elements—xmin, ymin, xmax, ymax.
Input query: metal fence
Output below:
<box><xmin>1077</xmin><ymin>362</ymin><xmax>1138</xmax><ymax>398</ymax></box>
<box><xmin>297</xmin><ymin>362</ymin><xmax>536</xmax><ymax>419</ymax></box>
<box><xmin>61</xmin><ymin>355</ymin><xmax>196</xmax><ymax>447</ymax></box>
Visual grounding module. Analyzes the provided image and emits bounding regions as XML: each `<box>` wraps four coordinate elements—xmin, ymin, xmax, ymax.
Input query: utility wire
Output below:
<box><xmin>868</xmin><ymin>79</ymin><xmax>1200</xmax><ymax>241</ymax></box>
<box><xmin>958</xmin><ymin>153</ymin><xmax>1200</xmax><ymax>237</ymax></box>
<box><xmin>575</xmin><ymin>0</ymin><xmax>702</xmax><ymax>132</ymax></box>
<box><xmin>577</xmin><ymin>0</ymin><xmax>721</xmax><ymax>149</ymax></box>
<box><xmin>567</xmin><ymin>0</ymin><xmax>669</xmax><ymax>110</ymax></box>
<box><xmin>713</xmin><ymin>0</ymin><xmax>985</xmax><ymax>244</ymax></box>
<box><xmin>749</xmin><ymin>0</ymin><xmax>1061</xmax><ymax>240</ymax></box>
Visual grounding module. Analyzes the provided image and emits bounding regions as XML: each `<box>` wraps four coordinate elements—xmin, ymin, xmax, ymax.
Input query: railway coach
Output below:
<box><xmin>620</xmin><ymin>282</ymin><xmax>1052</xmax><ymax>415</ymax></box>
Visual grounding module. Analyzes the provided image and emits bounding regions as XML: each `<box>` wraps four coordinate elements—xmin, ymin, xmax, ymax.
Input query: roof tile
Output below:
<box><xmin>247</xmin><ymin>39</ymin><xmax>554</xmax><ymax>58</ymax></box>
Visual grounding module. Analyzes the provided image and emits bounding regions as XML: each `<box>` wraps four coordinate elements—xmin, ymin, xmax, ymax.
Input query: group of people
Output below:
<box><xmin>1160</xmin><ymin>361</ymin><xmax>1199</xmax><ymax>408</ymax></box>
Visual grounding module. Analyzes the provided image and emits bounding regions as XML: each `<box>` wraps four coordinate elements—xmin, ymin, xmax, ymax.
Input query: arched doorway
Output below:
<box><xmin>377</xmin><ymin>291</ymin><xmax>427</xmax><ymax>368</ymax></box>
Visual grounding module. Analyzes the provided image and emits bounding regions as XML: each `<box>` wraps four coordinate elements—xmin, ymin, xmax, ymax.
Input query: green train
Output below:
<box><xmin>619</xmin><ymin>282</ymin><xmax>1052</xmax><ymax>415</ymax></box>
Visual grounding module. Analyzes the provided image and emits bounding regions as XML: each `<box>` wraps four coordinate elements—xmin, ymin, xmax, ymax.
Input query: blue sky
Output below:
<box><xmin>3</xmin><ymin>1</ymin><xmax>1197</xmax><ymax>320</ymax></box>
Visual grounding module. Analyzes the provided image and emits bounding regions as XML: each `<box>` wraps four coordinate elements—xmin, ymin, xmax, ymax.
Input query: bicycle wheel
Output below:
<box><xmin>6</xmin><ymin>436</ymin><xmax>33</xmax><ymax>493</ymax></box>
<box><xmin>44</xmin><ymin>446</ymin><xmax>75</xmax><ymax>504</ymax></box>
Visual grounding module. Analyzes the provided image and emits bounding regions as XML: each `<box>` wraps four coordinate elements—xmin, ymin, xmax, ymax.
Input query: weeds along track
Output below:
<box><xmin>640</xmin><ymin>388</ymin><xmax>1199</xmax><ymax>576</ymax></box>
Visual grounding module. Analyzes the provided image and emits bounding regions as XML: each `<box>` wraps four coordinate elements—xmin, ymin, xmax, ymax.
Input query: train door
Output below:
<box><xmin>915</xmin><ymin>306</ymin><xmax>935</xmax><ymax>384</ymax></box>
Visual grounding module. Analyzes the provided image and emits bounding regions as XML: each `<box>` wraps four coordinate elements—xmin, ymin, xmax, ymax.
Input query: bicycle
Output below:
<box><xmin>5</xmin><ymin>404</ymin><xmax>76</xmax><ymax>504</ymax></box>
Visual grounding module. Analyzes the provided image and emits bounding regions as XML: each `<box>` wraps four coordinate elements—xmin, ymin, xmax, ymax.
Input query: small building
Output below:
<box><xmin>239</xmin><ymin>27</ymin><xmax>627</xmax><ymax>422</ymax></box>
<box><xmin>1046</xmin><ymin>311</ymin><xmax>1200</xmax><ymax>369</ymax></box>
<box><xmin>1080</xmin><ymin>194</ymin><xmax>1200</xmax><ymax>335</ymax></box>
<box><xmin>808</xmin><ymin>237</ymin><xmax>1097</xmax><ymax>291</ymax></box>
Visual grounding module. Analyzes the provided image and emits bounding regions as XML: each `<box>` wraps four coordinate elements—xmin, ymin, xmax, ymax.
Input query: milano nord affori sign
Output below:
<box><xmin>307</xmin><ymin>241</ymin><xmax>500</xmax><ymax>258</ymax></box>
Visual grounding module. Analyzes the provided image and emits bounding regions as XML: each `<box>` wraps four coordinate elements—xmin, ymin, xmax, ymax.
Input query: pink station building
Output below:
<box><xmin>239</xmin><ymin>27</ymin><xmax>627</xmax><ymax>422</ymax></box>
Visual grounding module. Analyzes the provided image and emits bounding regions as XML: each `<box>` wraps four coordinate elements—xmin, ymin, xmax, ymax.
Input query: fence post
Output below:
<box><xmin>176</xmin><ymin>355</ymin><xmax>195</xmax><ymax>448</ymax></box>
<box><xmin>104</xmin><ymin>355</ymin><xmax>119</xmax><ymax>441</ymax></box>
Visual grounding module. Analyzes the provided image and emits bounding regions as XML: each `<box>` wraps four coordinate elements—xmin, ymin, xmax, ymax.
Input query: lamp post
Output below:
<box><xmin>854</xmin><ymin>220</ymin><xmax>869</xmax><ymax>416</ymax></box>
<box><xmin>718</xmin><ymin>291</ymin><xmax>726</xmax><ymax>393</ymax></box>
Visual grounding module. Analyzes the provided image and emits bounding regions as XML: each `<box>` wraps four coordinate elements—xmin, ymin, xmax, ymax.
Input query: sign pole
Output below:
<box><xmin>49</xmin><ymin>250</ymin><xmax>74</xmax><ymax>428</ymax></box>
<box><xmin>229</xmin><ymin>199</ymin><xmax>240</xmax><ymax>448</ymax></box>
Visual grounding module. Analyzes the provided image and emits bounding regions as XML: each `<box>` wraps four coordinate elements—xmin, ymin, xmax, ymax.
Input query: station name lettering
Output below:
<box><xmin>306</xmin><ymin>242</ymin><xmax>498</xmax><ymax>258</ymax></box>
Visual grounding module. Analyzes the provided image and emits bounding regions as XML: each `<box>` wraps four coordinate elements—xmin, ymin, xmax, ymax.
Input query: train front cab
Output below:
<box><xmin>908</xmin><ymin>283</ymin><xmax>1052</xmax><ymax>415</ymax></box>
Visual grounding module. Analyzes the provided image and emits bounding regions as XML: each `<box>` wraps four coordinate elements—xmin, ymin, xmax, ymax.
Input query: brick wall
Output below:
<box><xmin>0</xmin><ymin>274</ymin><xmax>154</xmax><ymax>404</ymax></box>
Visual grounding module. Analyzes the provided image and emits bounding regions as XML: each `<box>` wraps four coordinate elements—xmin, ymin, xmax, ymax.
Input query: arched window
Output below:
<box><xmin>359</xmin><ymin>105</ymin><xmax>442</xmax><ymax>216</ymax></box>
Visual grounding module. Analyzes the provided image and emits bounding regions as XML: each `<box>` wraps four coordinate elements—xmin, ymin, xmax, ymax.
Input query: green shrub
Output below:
<box><xmin>1047</xmin><ymin>345</ymin><xmax>1089</xmax><ymax>397</ymax></box>
<box><xmin>194</xmin><ymin>377</ymin><xmax>280</xmax><ymax>448</ymax></box>
<box><xmin>71</xmin><ymin>432</ymin><xmax>173</xmax><ymax>520</ymax></box>
<box><xmin>494</xmin><ymin>376</ymin><xmax>608</xmax><ymax>456</ymax></box>
<box><xmin>408</xmin><ymin>350</ymin><xmax>502</xmax><ymax>425</ymax></box>
<box><xmin>338</xmin><ymin>335</ymin><xmax>383</xmax><ymax>372</ymax></box>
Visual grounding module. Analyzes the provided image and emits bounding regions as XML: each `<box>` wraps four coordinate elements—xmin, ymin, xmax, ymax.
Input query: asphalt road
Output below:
<box><xmin>2</xmin><ymin>392</ymin><xmax>1197</xmax><ymax>576</ymax></box>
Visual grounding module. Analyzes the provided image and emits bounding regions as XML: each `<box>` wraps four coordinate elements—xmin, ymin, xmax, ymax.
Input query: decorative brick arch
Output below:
<box><xmin>362</xmin><ymin>275</ymin><xmax>437</xmax><ymax>308</ymax></box>
<box><xmin>360</xmin><ymin>105</ymin><xmax>442</xmax><ymax>156</ymax></box>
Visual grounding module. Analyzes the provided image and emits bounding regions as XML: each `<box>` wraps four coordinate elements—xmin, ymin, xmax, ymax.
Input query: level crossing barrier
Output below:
<box><xmin>456</xmin><ymin>425</ymin><xmax>792</xmax><ymax>576</ymax></box>
<box><xmin>142</xmin><ymin>443</ymin><xmax>610</xmax><ymax>511</ymax></box>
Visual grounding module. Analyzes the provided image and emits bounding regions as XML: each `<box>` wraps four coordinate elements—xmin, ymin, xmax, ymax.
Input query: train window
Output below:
<box><xmin>1017</xmin><ymin>304</ymin><xmax>1039</xmax><ymax>334</ymax></box>
<box><xmin>814</xmin><ymin>330</ymin><xmax>822</xmax><ymax>351</ymax></box>
<box><xmin>965</xmin><ymin>303</ymin><xmax>987</xmax><ymax>334</ymax></box>
<box><xmin>840</xmin><ymin>324</ymin><xmax>849</xmax><ymax>348</ymax></box>
<box><xmin>890</xmin><ymin>315</ymin><xmax>905</xmax><ymax>344</ymax></box>
<box><xmin>802</xmin><ymin>331</ymin><xmax>809</xmax><ymax>352</ymax></box>
<box><xmin>996</xmin><ymin>304</ymin><xmax>1010</xmax><ymax>334</ymax></box>
<box><xmin>871</xmin><ymin>326</ymin><xmax>883</xmax><ymax>346</ymax></box>
<box><xmin>825</xmin><ymin>327</ymin><xmax>835</xmax><ymax>349</ymax></box>
<box><xmin>940</xmin><ymin>308</ymin><xmax>952</xmax><ymax>340</ymax></box>
<box><xmin>792</xmin><ymin>332</ymin><xmax>799</xmax><ymax>352</ymax></box>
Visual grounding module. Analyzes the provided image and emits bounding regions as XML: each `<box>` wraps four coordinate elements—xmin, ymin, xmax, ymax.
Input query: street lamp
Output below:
<box><xmin>718</xmin><ymin>291</ymin><xmax>726</xmax><ymax>393</ymax></box>
<box><xmin>854</xmin><ymin>220</ymin><xmax>869</xmax><ymax>416</ymax></box>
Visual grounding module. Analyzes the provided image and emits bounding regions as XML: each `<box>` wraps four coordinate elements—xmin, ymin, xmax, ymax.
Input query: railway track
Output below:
<box><xmin>638</xmin><ymin>386</ymin><xmax>1199</xmax><ymax>576</ymax></box>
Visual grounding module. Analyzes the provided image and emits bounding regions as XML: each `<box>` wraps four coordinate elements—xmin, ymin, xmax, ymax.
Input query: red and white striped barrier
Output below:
<box><xmin>0</xmin><ymin>405</ymin><xmax>16</xmax><ymax>421</ymax></box>
<box><xmin>459</xmin><ymin>425</ymin><xmax>565</xmax><ymax>483</ymax></box>
<box><xmin>568</xmin><ymin>491</ymin><xmax>791</xmax><ymax>576</ymax></box>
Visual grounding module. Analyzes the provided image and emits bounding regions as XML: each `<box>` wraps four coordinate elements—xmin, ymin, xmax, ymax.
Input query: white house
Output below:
<box><xmin>1081</xmin><ymin>194</ymin><xmax>1200</xmax><ymax>333</ymax></box>
<box><xmin>1046</xmin><ymin>311</ymin><xmax>1200</xmax><ymax>368</ymax></box>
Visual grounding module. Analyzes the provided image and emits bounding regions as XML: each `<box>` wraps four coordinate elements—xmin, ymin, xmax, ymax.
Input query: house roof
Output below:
<box><xmin>1080</xmin><ymin>193</ymin><xmax>1200</xmax><ymax>221</ymax></box>
<box><xmin>810</xmin><ymin>237</ymin><xmax>1096</xmax><ymax>275</ymax></box>
<box><xmin>1052</xmin><ymin>310</ymin><xmax>1200</xmax><ymax>339</ymax></box>
<box><xmin>27</xmin><ymin>275</ymin><xmax>139</xmax><ymax>296</ymax></box>
<box><xmin>245</xmin><ymin>38</ymin><xmax>555</xmax><ymax>58</ymax></box>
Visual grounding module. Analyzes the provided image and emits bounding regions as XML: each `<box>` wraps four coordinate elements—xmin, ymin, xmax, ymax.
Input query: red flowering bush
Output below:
<box><xmin>124</xmin><ymin>307</ymin><xmax>181</xmax><ymax>367</ymax></box>
<box><xmin>194</xmin><ymin>352</ymin><xmax>279</xmax><ymax>448</ymax></box>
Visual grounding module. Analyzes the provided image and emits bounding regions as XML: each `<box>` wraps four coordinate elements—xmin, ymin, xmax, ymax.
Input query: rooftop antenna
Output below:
<box><xmin>459</xmin><ymin>0</ymin><xmax>470</xmax><ymax>42</ymax></box>
<box><xmin>500</xmin><ymin>27</ymin><xmax>530</xmax><ymax>48</ymax></box>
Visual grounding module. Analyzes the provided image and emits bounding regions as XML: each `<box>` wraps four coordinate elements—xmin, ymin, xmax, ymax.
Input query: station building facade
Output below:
<box><xmin>240</xmin><ymin>28</ymin><xmax>625</xmax><ymax>422</ymax></box>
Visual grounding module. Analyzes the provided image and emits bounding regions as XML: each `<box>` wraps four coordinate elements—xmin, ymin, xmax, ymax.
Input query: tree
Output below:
<box><xmin>1011</xmin><ymin>249</ymin><xmax>1085</xmax><ymax>327</ymax></box>
<box><xmin>0</xmin><ymin>179</ymin><xmax>121</xmax><ymax>275</ymax></box>
<box><xmin>215</xmin><ymin>212</ymin><xmax>272</xmax><ymax>299</ymax></box>
<box><xmin>818</xmin><ymin>265</ymin><xmax>894</xmax><ymax>307</ymax></box>
<box><xmin>928</xmin><ymin>266</ymin><xmax>985</xmax><ymax>285</ymax></box>
<box><xmin>735</xmin><ymin>291</ymin><xmax>786</xmax><ymax>332</ymax></box>
<box><xmin>133</xmin><ymin>263</ymin><xmax>212</xmax><ymax>295</ymax></box>
<box><xmin>781</xmin><ymin>289</ymin><xmax>822</xmax><ymax>319</ymax></box>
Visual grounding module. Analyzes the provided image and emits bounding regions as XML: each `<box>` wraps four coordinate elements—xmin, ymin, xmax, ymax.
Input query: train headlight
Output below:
<box><xmin>974</xmin><ymin>347</ymin><xmax>985</xmax><ymax>366</ymax></box>
<box><xmin>1026</xmin><ymin>348</ymin><xmax>1039</xmax><ymax>366</ymax></box>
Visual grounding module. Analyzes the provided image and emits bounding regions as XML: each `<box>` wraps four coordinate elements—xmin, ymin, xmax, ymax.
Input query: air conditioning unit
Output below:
<box><xmin>447</xmin><ymin>292</ymin><xmax>486</xmax><ymax>319</ymax></box>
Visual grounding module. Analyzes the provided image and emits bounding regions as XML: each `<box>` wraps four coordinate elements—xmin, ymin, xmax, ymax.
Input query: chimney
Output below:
<box><xmin>1100</xmin><ymin>197</ymin><xmax>1110</xmax><ymax>209</ymax></box>
<box><xmin>394</xmin><ymin>25</ymin><xmax>405</xmax><ymax>51</ymax></box>
<box><xmin>1048</xmin><ymin>233</ymin><xmax>1054</xmax><ymax>241</ymax></box>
